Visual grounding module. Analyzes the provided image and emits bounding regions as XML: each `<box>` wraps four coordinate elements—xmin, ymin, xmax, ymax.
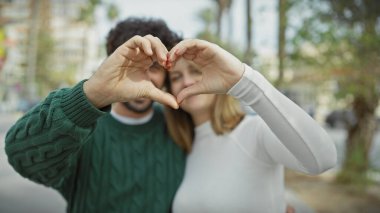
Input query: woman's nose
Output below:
<box><xmin>183</xmin><ymin>74</ymin><xmax>196</xmax><ymax>87</ymax></box>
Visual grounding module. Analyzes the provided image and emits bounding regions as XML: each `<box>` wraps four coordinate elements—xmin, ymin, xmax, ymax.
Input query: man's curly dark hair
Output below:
<box><xmin>106</xmin><ymin>17</ymin><xmax>182</xmax><ymax>56</ymax></box>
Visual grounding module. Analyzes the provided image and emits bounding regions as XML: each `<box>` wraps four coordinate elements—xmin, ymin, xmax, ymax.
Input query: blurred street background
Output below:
<box><xmin>1</xmin><ymin>0</ymin><xmax>380</xmax><ymax>212</ymax></box>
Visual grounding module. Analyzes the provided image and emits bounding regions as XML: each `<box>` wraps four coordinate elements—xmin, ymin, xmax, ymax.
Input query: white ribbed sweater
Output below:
<box><xmin>172</xmin><ymin>65</ymin><xmax>337</xmax><ymax>213</ymax></box>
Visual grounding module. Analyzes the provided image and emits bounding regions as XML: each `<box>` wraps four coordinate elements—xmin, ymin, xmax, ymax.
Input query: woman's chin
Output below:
<box><xmin>179</xmin><ymin>97</ymin><xmax>197</xmax><ymax>113</ymax></box>
<box><xmin>179</xmin><ymin>95</ymin><xmax>213</xmax><ymax>114</ymax></box>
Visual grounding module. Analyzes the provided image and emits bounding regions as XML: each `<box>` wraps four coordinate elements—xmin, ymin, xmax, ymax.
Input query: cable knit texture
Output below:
<box><xmin>5</xmin><ymin>81</ymin><xmax>186</xmax><ymax>213</ymax></box>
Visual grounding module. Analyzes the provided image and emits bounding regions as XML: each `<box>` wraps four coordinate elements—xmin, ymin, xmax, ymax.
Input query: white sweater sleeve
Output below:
<box><xmin>227</xmin><ymin>64</ymin><xmax>337</xmax><ymax>175</ymax></box>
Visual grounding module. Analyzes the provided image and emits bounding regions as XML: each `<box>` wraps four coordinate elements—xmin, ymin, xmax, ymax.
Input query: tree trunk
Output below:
<box><xmin>243</xmin><ymin>0</ymin><xmax>253</xmax><ymax>65</ymax></box>
<box><xmin>214</xmin><ymin>0</ymin><xmax>225</xmax><ymax>38</ymax></box>
<box><xmin>227</xmin><ymin>1</ymin><xmax>233</xmax><ymax>43</ymax></box>
<box><xmin>216</xmin><ymin>4</ymin><xmax>223</xmax><ymax>38</ymax></box>
<box><xmin>338</xmin><ymin>92</ymin><xmax>379</xmax><ymax>184</ymax></box>
<box><xmin>276</xmin><ymin>0</ymin><xmax>286</xmax><ymax>87</ymax></box>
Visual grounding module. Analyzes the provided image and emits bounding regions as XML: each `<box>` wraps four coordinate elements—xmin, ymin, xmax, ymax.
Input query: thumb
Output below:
<box><xmin>177</xmin><ymin>83</ymin><xmax>204</xmax><ymax>104</ymax></box>
<box><xmin>148</xmin><ymin>87</ymin><xmax>179</xmax><ymax>109</ymax></box>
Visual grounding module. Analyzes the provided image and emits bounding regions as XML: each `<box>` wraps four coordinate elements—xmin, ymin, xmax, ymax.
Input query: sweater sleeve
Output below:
<box><xmin>5</xmin><ymin>81</ymin><xmax>106</xmax><ymax>188</ymax></box>
<box><xmin>227</xmin><ymin>65</ymin><xmax>337</xmax><ymax>175</ymax></box>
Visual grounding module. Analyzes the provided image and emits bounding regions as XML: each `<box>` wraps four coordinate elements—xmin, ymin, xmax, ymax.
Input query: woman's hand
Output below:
<box><xmin>167</xmin><ymin>39</ymin><xmax>245</xmax><ymax>103</ymax></box>
<box><xmin>84</xmin><ymin>35</ymin><xmax>178</xmax><ymax>109</ymax></box>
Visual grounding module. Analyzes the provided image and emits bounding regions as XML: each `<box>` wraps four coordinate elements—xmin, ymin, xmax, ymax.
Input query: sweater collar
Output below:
<box><xmin>195</xmin><ymin>121</ymin><xmax>215</xmax><ymax>139</ymax></box>
<box><xmin>110</xmin><ymin>109</ymin><xmax>154</xmax><ymax>125</ymax></box>
<box><xmin>103</xmin><ymin>107</ymin><xmax>165</xmax><ymax>134</ymax></box>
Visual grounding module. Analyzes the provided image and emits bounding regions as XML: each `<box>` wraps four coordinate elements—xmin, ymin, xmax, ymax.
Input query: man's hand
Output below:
<box><xmin>84</xmin><ymin>35</ymin><xmax>178</xmax><ymax>109</ymax></box>
<box><xmin>166</xmin><ymin>39</ymin><xmax>245</xmax><ymax>103</ymax></box>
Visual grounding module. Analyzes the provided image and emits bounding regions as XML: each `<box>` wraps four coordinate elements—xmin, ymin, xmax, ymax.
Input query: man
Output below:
<box><xmin>5</xmin><ymin>17</ymin><xmax>185</xmax><ymax>212</ymax></box>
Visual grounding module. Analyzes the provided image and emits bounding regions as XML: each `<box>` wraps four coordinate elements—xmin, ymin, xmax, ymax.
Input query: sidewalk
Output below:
<box><xmin>285</xmin><ymin>189</ymin><xmax>315</xmax><ymax>213</ymax></box>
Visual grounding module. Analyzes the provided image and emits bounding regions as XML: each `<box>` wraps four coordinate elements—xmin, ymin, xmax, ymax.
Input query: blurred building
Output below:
<box><xmin>50</xmin><ymin>0</ymin><xmax>100</xmax><ymax>80</ymax></box>
<box><xmin>0</xmin><ymin>0</ymin><xmax>100</xmax><ymax>112</ymax></box>
<box><xmin>0</xmin><ymin>0</ymin><xmax>27</xmax><ymax>111</ymax></box>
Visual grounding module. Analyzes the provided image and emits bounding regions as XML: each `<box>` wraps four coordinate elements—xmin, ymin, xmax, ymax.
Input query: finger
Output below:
<box><xmin>148</xmin><ymin>87</ymin><xmax>179</xmax><ymax>109</ymax></box>
<box><xmin>176</xmin><ymin>83</ymin><xmax>205</xmax><ymax>104</ymax></box>
<box><xmin>182</xmin><ymin>53</ymin><xmax>197</xmax><ymax>61</ymax></box>
<box><xmin>165</xmin><ymin>52</ymin><xmax>172</xmax><ymax>69</ymax></box>
<box><xmin>167</xmin><ymin>39</ymin><xmax>209</xmax><ymax>67</ymax></box>
<box><xmin>167</xmin><ymin>53</ymin><xmax>197</xmax><ymax>71</ymax></box>
<box><xmin>166</xmin><ymin>47</ymin><xmax>188</xmax><ymax>70</ymax></box>
<box><xmin>168</xmin><ymin>41</ymin><xmax>188</xmax><ymax>63</ymax></box>
<box><xmin>126</xmin><ymin>35</ymin><xmax>153</xmax><ymax>56</ymax></box>
<box><xmin>144</xmin><ymin>35</ymin><xmax>168</xmax><ymax>66</ymax></box>
<box><xmin>168</xmin><ymin>39</ymin><xmax>209</xmax><ymax>59</ymax></box>
<box><xmin>166</xmin><ymin>53</ymin><xmax>182</xmax><ymax>71</ymax></box>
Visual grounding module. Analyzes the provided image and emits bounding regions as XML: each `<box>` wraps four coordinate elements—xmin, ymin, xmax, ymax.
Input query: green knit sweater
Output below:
<box><xmin>5</xmin><ymin>81</ymin><xmax>186</xmax><ymax>213</ymax></box>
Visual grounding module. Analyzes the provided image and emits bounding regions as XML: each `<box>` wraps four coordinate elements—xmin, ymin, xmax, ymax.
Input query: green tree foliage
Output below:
<box><xmin>107</xmin><ymin>3</ymin><xmax>119</xmax><ymax>20</ymax></box>
<box><xmin>0</xmin><ymin>27</ymin><xmax>5</xmax><ymax>63</ymax></box>
<box><xmin>289</xmin><ymin>0</ymin><xmax>380</xmax><ymax>184</ymax></box>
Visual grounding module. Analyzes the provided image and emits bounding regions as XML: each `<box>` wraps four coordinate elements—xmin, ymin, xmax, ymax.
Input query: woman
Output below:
<box><xmin>164</xmin><ymin>39</ymin><xmax>337</xmax><ymax>213</ymax></box>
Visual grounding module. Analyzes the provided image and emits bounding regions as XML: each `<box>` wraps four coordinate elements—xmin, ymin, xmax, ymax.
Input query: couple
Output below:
<box><xmin>5</xmin><ymin>17</ymin><xmax>337</xmax><ymax>213</ymax></box>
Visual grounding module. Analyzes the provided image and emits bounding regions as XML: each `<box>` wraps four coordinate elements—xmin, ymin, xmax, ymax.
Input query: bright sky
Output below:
<box><xmin>96</xmin><ymin>0</ymin><xmax>277</xmax><ymax>57</ymax></box>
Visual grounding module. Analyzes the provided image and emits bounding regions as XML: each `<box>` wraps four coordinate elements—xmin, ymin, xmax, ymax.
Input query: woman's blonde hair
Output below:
<box><xmin>165</xmin><ymin>94</ymin><xmax>244</xmax><ymax>153</ymax></box>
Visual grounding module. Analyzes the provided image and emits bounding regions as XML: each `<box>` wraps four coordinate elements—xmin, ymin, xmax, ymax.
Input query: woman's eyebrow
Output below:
<box><xmin>188</xmin><ymin>63</ymin><xmax>200</xmax><ymax>70</ymax></box>
<box><xmin>170</xmin><ymin>70</ymin><xmax>181</xmax><ymax>75</ymax></box>
<box><xmin>151</xmin><ymin>62</ymin><xmax>162</xmax><ymax>67</ymax></box>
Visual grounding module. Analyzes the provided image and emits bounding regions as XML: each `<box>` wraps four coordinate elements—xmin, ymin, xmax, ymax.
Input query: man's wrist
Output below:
<box><xmin>83</xmin><ymin>79</ymin><xmax>111</xmax><ymax>108</ymax></box>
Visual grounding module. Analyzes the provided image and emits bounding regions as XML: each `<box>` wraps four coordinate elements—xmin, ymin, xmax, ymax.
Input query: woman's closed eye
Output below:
<box><xmin>150</xmin><ymin>62</ymin><xmax>165</xmax><ymax>72</ymax></box>
<box><xmin>170</xmin><ymin>73</ymin><xmax>182</xmax><ymax>82</ymax></box>
<box><xmin>189</xmin><ymin>67</ymin><xmax>202</xmax><ymax>76</ymax></box>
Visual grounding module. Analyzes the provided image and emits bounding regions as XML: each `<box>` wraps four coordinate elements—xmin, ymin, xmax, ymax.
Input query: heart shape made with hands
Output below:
<box><xmin>84</xmin><ymin>37</ymin><xmax>243</xmax><ymax>110</ymax></box>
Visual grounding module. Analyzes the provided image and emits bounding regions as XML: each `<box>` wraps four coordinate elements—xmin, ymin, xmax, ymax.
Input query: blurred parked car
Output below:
<box><xmin>325</xmin><ymin>109</ymin><xmax>356</xmax><ymax>129</ymax></box>
<box><xmin>325</xmin><ymin>109</ymin><xmax>380</xmax><ymax>129</ymax></box>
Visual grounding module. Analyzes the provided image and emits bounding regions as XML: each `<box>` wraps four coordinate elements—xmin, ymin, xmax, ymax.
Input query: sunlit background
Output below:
<box><xmin>1</xmin><ymin>0</ymin><xmax>380</xmax><ymax>212</ymax></box>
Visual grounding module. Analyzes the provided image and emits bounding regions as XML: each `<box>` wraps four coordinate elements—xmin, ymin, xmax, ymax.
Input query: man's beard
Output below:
<box><xmin>122</xmin><ymin>101</ymin><xmax>153</xmax><ymax>114</ymax></box>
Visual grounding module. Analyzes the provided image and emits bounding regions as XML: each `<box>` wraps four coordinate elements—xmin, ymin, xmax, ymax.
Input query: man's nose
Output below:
<box><xmin>145</xmin><ymin>74</ymin><xmax>152</xmax><ymax>81</ymax></box>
